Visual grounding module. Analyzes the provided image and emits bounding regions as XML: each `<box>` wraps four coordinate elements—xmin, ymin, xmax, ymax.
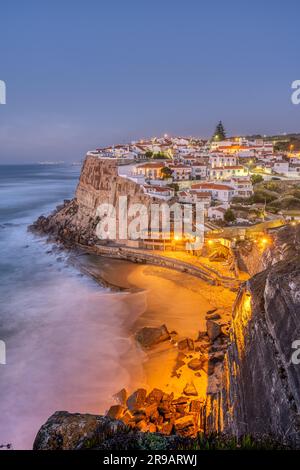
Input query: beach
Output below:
<box><xmin>78</xmin><ymin>254</ymin><xmax>235</xmax><ymax>401</ymax></box>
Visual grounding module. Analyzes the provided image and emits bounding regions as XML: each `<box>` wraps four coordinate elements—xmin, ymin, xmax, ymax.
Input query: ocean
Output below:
<box><xmin>0</xmin><ymin>164</ymin><xmax>144</xmax><ymax>449</ymax></box>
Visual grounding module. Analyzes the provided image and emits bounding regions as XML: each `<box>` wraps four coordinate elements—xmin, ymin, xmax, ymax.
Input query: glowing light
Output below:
<box><xmin>208</xmin><ymin>239</ymin><xmax>214</xmax><ymax>245</ymax></box>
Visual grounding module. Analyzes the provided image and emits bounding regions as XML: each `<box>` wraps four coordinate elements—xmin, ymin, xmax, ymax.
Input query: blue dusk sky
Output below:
<box><xmin>0</xmin><ymin>0</ymin><xmax>299</xmax><ymax>163</ymax></box>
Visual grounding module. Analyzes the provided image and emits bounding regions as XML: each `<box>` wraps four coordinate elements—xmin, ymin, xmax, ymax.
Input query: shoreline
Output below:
<box><xmin>72</xmin><ymin>251</ymin><xmax>236</xmax><ymax>403</ymax></box>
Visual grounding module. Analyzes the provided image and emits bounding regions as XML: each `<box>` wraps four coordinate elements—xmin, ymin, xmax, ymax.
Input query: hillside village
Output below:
<box><xmin>87</xmin><ymin>124</ymin><xmax>300</xmax><ymax>231</ymax></box>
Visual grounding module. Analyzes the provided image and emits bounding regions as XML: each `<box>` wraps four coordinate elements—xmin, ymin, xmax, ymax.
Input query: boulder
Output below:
<box><xmin>206</xmin><ymin>308</ymin><xmax>218</xmax><ymax>315</ymax></box>
<box><xmin>172</xmin><ymin>396</ymin><xmax>189</xmax><ymax>406</ymax></box>
<box><xmin>177</xmin><ymin>338</ymin><xmax>194</xmax><ymax>351</ymax></box>
<box><xmin>174</xmin><ymin>415</ymin><xmax>196</xmax><ymax>437</ymax></box>
<box><xmin>113</xmin><ymin>388</ymin><xmax>128</xmax><ymax>406</ymax></box>
<box><xmin>197</xmin><ymin>331</ymin><xmax>209</xmax><ymax>341</ymax></box>
<box><xmin>160</xmin><ymin>422</ymin><xmax>173</xmax><ymax>435</ymax></box>
<box><xmin>144</xmin><ymin>403</ymin><xmax>158</xmax><ymax>418</ymax></box>
<box><xmin>146</xmin><ymin>388</ymin><xmax>164</xmax><ymax>405</ymax></box>
<box><xmin>190</xmin><ymin>400</ymin><xmax>202</xmax><ymax>413</ymax></box>
<box><xmin>126</xmin><ymin>388</ymin><xmax>147</xmax><ymax>411</ymax></box>
<box><xmin>121</xmin><ymin>412</ymin><xmax>133</xmax><ymax>425</ymax></box>
<box><xmin>136</xmin><ymin>325</ymin><xmax>170</xmax><ymax>348</ymax></box>
<box><xmin>206</xmin><ymin>319</ymin><xmax>221</xmax><ymax>341</ymax></box>
<box><xmin>106</xmin><ymin>405</ymin><xmax>125</xmax><ymax>420</ymax></box>
<box><xmin>205</xmin><ymin>312</ymin><xmax>221</xmax><ymax>320</ymax></box>
<box><xmin>136</xmin><ymin>420</ymin><xmax>149</xmax><ymax>432</ymax></box>
<box><xmin>33</xmin><ymin>411</ymin><xmax>127</xmax><ymax>450</ymax></box>
<box><xmin>187</xmin><ymin>358</ymin><xmax>203</xmax><ymax>371</ymax></box>
<box><xmin>183</xmin><ymin>382</ymin><xmax>198</xmax><ymax>397</ymax></box>
<box><xmin>145</xmin><ymin>423</ymin><xmax>157</xmax><ymax>433</ymax></box>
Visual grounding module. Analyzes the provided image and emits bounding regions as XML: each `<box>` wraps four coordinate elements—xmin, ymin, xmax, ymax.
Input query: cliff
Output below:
<box><xmin>222</xmin><ymin>225</ymin><xmax>300</xmax><ymax>444</ymax></box>
<box><xmin>32</xmin><ymin>155</ymin><xmax>160</xmax><ymax>245</ymax></box>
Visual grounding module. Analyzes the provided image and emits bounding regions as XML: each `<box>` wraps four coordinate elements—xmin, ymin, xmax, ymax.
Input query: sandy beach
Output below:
<box><xmin>78</xmin><ymin>254</ymin><xmax>236</xmax><ymax>401</ymax></box>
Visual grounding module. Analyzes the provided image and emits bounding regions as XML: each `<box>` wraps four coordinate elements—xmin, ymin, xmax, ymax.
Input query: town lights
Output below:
<box><xmin>259</xmin><ymin>237</ymin><xmax>271</xmax><ymax>248</ymax></box>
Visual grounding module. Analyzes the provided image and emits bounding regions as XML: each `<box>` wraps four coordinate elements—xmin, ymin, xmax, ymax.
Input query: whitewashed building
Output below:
<box><xmin>192</xmin><ymin>183</ymin><xmax>235</xmax><ymax>203</ymax></box>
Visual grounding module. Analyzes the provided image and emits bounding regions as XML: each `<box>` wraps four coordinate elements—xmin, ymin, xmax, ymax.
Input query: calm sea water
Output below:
<box><xmin>0</xmin><ymin>165</ymin><xmax>144</xmax><ymax>449</ymax></box>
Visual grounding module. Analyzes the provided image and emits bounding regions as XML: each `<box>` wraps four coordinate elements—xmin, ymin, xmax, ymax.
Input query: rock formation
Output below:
<box><xmin>31</xmin><ymin>155</ymin><xmax>162</xmax><ymax>246</ymax></box>
<box><xmin>221</xmin><ymin>225</ymin><xmax>300</xmax><ymax>445</ymax></box>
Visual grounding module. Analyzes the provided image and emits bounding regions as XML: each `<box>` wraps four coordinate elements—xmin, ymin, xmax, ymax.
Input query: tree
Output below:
<box><xmin>152</xmin><ymin>151</ymin><xmax>167</xmax><ymax>159</ymax></box>
<box><xmin>145</xmin><ymin>150</ymin><xmax>153</xmax><ymax>159</ymax></box>
<box><xmin>251</xmin><ymin>174</ymin><xmax>264</xmax><ymax>184</ymax></box>
<box><xmin>161</xmin><ymin>166</ymin><xmax>173</xmax><ymax>179</ymax></box>
<box><xmin>212</xmin><ymin>121</ymin><xmax>226</xmax><ymax>141</ymax></box>
<box><xmin>224</xmin><ymin>208</ymin><xmax>236</xmax><ymax>223</ymax></box>
<box><xmin>169</xmin><ymin>182</ymin><xmax>179</xmax><ymax>193</ymax></box>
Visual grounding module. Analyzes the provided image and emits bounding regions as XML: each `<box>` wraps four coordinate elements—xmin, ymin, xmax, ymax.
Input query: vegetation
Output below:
<box><xmin>161</xmin><ymin>167</ymin><xmax>173</xmax><ymax>179</ymax></box>
<box><xmin>224</xmin><ymin>208</ymin><xmax>236</xmax><ymax>223</ymax></box>
<box><xmin>152</xmin><ymin>151</ymin><xmax>168</xmax><ymax>159</ymax></box>
<box><xmin>145</xmin><ymin>150</ymin><xmax>153</xmax><ymax>159</ymax></box>
<box><xmin>81</xmin><ymin>429</ymin><xmax>293</xmax><ymax>450</ymax></box>
<box><xmin>251</xmin><ymin>174</ymin><xmax>264</xmax><ymax>184</ymax></box>
<box><xmin>169</xmin><ymin>182</ymin><xmax>180</xmax><ymax>193</ymax></box>
<box><xmin>212</xmin><ymin>121</ymin><xmax>226</xmax><ymax>141</ymax></box>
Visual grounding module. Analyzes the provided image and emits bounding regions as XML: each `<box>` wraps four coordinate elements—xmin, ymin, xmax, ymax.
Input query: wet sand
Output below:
<box><xmin>80</xmin><ymin>254</ymin><xmax>236</xmax><ymax>399</ymax></box>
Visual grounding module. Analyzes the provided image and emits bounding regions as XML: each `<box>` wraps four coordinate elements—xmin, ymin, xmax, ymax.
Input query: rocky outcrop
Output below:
<box><xmin>31</xmin><ymin>156</ymin><xmax>161</xmax><ymax>246</ymax></box>
<box><xmin>235</xmin><ymin>224</ymin><xmax>300</xmax><ymax>276</ymax></box>
<box><xmin>33</xmin><ymin>411</ymin><xmax>192</xmax><ymax>450</ymax></box>
<box><xmin>221</xmin><ymin>226</ymin><xmax>300</xmax><ymax>445</ymax></box>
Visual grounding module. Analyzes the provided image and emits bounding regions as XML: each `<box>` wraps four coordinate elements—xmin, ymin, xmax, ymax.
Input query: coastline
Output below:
<box><xmin>73</xmin><ymin>252</ymin><xmax>236</xmax><ymax>403</ymax></box>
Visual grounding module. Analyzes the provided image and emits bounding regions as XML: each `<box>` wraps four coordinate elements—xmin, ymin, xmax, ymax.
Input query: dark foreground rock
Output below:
<box><xmin>33</xmin><ymin>411</ymin><xmax>193</xmax><ymax>450</ymax></box>
<box><xmin>135</xmin><ymin>325</ymin><xmax>171</xmax><ymax>348</ymax></box>
<box><xmin>33</xmin><ymin>411</ymin><xmax>292</xmax><ymax>450</ymax></box>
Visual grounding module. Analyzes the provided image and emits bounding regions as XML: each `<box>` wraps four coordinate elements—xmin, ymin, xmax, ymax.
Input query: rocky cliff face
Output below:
<box><xmin>32</xmin><ymin>155</ymin><xmax>160</xmax><ymax>245</ymax></box>
<box><xmin>235</xmin><ymin>224</ymin><xmax>300</xmax><ymax>276</ymax></box>
<box><xmin>222</xmin><ymin>225</ymin><xmax>300</xmax><ymax>444</ymax></box>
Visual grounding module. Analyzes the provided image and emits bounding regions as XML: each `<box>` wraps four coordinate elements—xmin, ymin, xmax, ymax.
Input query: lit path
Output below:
<box><xmin>81</xmin><ymin>244</ymin><xmax>245</xmax><ymax>290</ymax></box>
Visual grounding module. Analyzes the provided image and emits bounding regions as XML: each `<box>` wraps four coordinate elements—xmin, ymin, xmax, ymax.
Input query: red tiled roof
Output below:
<box><xmin>211</xmin><ymin>166</ymin><xmax>245</xmax><ymax>170</ymax></box>
<box><xmin>137</xmin><ymin>163</ymin><xmax>165</xmax><ymax>169</ymax></box>
<box><xmin>192</xmin><ymin>183</ymin><xmax>234</xmax><ymax>191</ymax></box>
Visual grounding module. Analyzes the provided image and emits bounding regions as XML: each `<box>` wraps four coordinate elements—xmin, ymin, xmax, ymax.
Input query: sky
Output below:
<box><xmin>0</xmin><ymin>0</ymin><xmax>299</xmax><ymax>163</ymax></box>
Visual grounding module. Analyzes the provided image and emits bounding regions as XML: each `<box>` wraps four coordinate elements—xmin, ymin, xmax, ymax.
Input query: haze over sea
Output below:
<box><xmin>0</xmin><ymin>164</ymin><xmax>144</xmax><ymax>449</ymax></box>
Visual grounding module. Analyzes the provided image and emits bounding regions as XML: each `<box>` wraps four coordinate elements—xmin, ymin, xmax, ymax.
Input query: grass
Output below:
<box><xmin>78</xmin><ymin>427</ymin><xmax>293</xmax><ymax>451</ymax></box>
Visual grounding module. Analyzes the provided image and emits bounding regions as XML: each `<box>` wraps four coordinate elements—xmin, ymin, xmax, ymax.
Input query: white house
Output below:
<box><xmin>178</xmin><ymin>190</ymin><xmax>211</xmax><ymax>206</ymax></box>
<box><xmin>209</xmin><ymin>165</ymin><xmax>248</xmax><ymax>180</ymax></box>
<box><xmin>169</xmin><ymin>164</ymin><xmax>192</xmax><ymax>180</ymax></box>
<box><xmin>209</xmin><ymin>154</ymin><xmax>237</xmax><ymax>168</ymax></box>
<box><xmin>228</xmin><ymin>178</ymin><xmax>254</xmax><ymax>198</ymax></box>
<box><xmin>208</xmin><ymin>206</ymin><xmax>227</xmax><ymax>221</ymax></box>
<box><xmin>191</xmin><ymin>183</ymin><xmax>235</xmax><ymax>203</ymax></box>
<box><xmin>143</xmin><ymin>185</ymin><xmax>175</xmax><ymax>200</ymax></box>
<box><xmin>273</xmin><ymin>161</ymin><xmax>289</xmax><ymax>174</ymax></box>
<box><xmin>191</xmin><ymin>163</ymin><xmax>207</xmax><ymax>180</ymax></box>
